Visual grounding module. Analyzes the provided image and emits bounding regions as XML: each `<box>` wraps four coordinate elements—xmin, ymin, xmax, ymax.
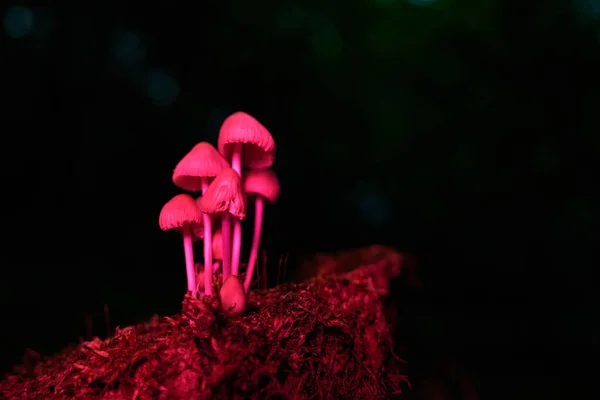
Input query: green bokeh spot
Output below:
<box><xmin>310</xmin><ymin>17</ymin><xmax>343</xmax><ymax>64</ymax></box>
<box><xmin>275</xmin><ymin>3</ymin><xmax>306</xmax><ymax>33</ymax></box>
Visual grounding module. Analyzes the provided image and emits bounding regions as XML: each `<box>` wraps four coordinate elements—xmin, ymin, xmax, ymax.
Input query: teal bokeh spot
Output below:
<box><xmin>146</xmin><ymin>70</ymin><xmax>180</xmax><ymax>107</ymax></box>
<box><xmin>275</xmin><ymin>3</ymin><xmax>305</xmax><ymax>32</ymax></box>
<box><xmin>353</xmin><ymin>183</ymin><xmax>391</xmax><ymax>228</ymax></box>
<box><xmin>577</xmin><ymin>0</ymin><xmax>600</xmax><ymax>18</ymax></box>
<box><xmin>3</xmin><ymin>6</ymin><xmax>34</xmax><ymax>39</ymax></box>
<box><xmin>309</xmin><ymin>17</ymin><xmax>343</xmax><ymax>63</ymax></box>
<box><xmin>113</xmin><ymin>31</ymin><xmax>146</xmax><ymax>68</ymax></box>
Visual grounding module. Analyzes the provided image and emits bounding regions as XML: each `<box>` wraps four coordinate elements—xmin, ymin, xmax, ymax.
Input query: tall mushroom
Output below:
<box><xmin>197</xmin><ymin>168</ymin><xmax>247</xmax><ymax>280</ymax></box>
<box><xmin>172</xmin><ymin>142</ymin><xmax>229</xmax><ymax>295</ymax></box>
<box><xmin>242</xmin><ymin>169</ymin><xmax>281</xmax><ymax>292</ymax></box>
<box><xmin>218</xmin><ymin>112</ymin><xmax>276</xmax><ymax>276</ymax></box>
<box><xmin>159</xmin><ymin>194</ymin><xmax>203</xmax><ymax>296</ymax></box>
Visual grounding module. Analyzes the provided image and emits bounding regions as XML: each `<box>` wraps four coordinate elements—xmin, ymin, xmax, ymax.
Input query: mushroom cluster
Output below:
<box><xmin>158</xmin><ymin>112</ymin><xmax>280</xmax><ymax>311</ymax></box>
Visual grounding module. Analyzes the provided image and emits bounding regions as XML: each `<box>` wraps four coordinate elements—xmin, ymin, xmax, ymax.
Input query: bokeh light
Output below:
<box><xmin>309</xmin><ymin>16</ymin><xmax>343</xmax><ymax>65</ymax></box>
<box><xmin>353</xmin><ymin>182</ymin><xmax>391</xmax><ymax>228</ymax></box>
<box><xmin>275</xmin><ymin>2</ymin><xmax>305</xmax><ymax>33</ymax></box>
<box><xmin>146</xmin><ymin>69</ymin><xmax>180</xmax><ymax>107</ymax></box>
<box><xmin>576</xmin><ymin>0</ymin><xmax>600</xmax><ymax>19</ymax></box>
<box><xmin>112</xmin><ymin>31</ymin><xmax>146</xmax><ymax>68</ymax></box>
<box><xmin>3</xmin><ymin>6</ymin><xmax>34</xmax><ymax>39</ymax></box>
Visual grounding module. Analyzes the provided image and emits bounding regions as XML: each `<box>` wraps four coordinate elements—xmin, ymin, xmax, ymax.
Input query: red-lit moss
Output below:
<box><xmin>0</xmin><ymin>247</ymin><xmax>409</xmax><ymax>399</ymax></box>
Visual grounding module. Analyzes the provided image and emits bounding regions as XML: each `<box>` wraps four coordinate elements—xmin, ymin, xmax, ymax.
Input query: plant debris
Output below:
<box><xmin>0</xmin><ymin>247</ymin><xmax>409</xmax><ymax>399</ymax></box>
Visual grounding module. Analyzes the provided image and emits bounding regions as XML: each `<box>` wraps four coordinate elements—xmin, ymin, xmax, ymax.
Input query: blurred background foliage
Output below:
<box><xmin>0</xmin><ymin>0</ymin><xmax>598</xmax><ymax>391</ymax></box>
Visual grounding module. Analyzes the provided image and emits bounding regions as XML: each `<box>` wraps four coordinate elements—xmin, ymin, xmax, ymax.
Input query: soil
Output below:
<box><xmin>0</xmin><ymin>246</ymin><xmax>410</xmax><ymax>399</ymax></box>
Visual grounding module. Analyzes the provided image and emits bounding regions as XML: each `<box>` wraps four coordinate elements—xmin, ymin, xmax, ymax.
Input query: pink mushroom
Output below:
<box><xmin>220</xmin><ymin>275</ymin><xmax>246</xmax><ymax>316</ymax></box>
<box><xmin>197</xmin><ymin>168</ymin><xmax>247</xmax><ymax>280</ymax></box>
<box><xmin>173</xmin><ymin>142</ymin><xmax>229</xmax><ymax>296</ymax></box>
<box><xmin>242</xmin><ymin>169</ymin><xmax>281</xmax><ymax>292</ymax></box>
<box><xmin>218</xmin><ymin>112</ymin><xmax>276</xmax><ymax>276</ymax></box>
<box><xmin>159</xmin><ymin>194</ymin><xmax>203</xmax><ymax>296</ymax></box>
<box><xmin>173</xmin><ymin>142</ymin><xmax>230</xmax><ymax>191</ymax></box>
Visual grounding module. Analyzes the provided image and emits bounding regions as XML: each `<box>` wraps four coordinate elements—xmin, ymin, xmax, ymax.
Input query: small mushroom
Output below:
<box><xmin>159</xmin><ymin>194</ymin><xmax>202</xmax><ymax>295</ymax></box>
<box><xmin>242</xmin><ymin>169</ymin><xmax>281</xmax><ymax>292</ymax></box>
<box><xmin>219</xmin><ymin>275</ymin><xmax>246</xmax><ymax>316</ymax></box>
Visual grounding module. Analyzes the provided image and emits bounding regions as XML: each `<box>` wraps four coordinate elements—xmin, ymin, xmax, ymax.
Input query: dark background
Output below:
<box><xmin>0</xmin><ymin>1</ymin><xmax>597</xmax><ymax>397</ymax></box>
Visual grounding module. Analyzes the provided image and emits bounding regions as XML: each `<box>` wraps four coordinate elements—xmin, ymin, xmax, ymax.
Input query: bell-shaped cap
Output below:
<box><xmin>197</xmin><ymin>168</ymin><xmax>247</xmax><ymax>220</ymax></box>
<box><xmin>218</xmin><ymin>112</ymin><xmax>276</xmax><ymax>169</ymax></box>
<box><xmin>159</xmin><ymin>194</ymin><xmax>203</xmax><ymax>231</ymax></box>
<box><xmin>242</xmin><ymin>168</ymin><xmax>280</xmax><ymax>203</ymax></box>
<box><xmin>173</xmin><ymin>142</ymin><xmax>230</xmax><ymax>192</ymax></box>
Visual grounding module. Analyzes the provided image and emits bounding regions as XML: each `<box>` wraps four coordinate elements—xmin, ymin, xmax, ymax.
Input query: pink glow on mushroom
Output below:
<box><xmin>197</xmin><ymin>168</ymin><xmax>247</xmax><ymax>280</ymax></box>
<box><xmin>159</xmin><ymin>194</ymin><xmax>203</xmax><ymax>296</ymax></box>
<box><xmin>220</xmin><ymin>275</ymin><xmax>246</xmax><ymax>316</ymax></box>
<box><xmin>173</xmin><ymin>142</ymin><xmax>230</xmax><ymax>192</ymax></box>
<box><xmin>173</xmin><ymin>142</ymin><xmax>229</xmax><ymax>296</ymax></box>
<box><xmin>218</xmin><ymin>112</ymin><xmax>276</xmax><ymax>276</ymax></box>
<box><xmin>242</xmin><ymin>169</ymin><xmax>281</xmax><ymax>292</ymax></box>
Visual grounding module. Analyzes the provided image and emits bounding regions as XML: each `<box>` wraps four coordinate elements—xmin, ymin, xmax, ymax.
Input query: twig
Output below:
<box><xmin>282</xmin><ymin>252</ymin><xmax>289</xmax><ymax>283</ymax></box>
<box><xmin>276</xmin><ymin>253</ymin><xmax>283</xmax><ymax>286</ymax></box>
<box><xmin>261</xmin><ymin>249</ymin><xmax>268</xmax><ymax>289</ymax></box>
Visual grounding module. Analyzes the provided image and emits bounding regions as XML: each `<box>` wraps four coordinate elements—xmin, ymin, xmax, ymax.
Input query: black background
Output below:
<box><xmin>0</xmin><ymin>1</ymin><xmax>597</xmax><ymax>397</ymax></box>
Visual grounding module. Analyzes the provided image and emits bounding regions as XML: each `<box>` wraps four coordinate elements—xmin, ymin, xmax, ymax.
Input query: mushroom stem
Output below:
<box><xmin>231</xmin><ymin>143</ymin><xmax>243</xmax><ymax>176</ymax></box>
<box><xmin>230</xmin><ymin>143</ymin><xmax>243</xmax><ymax>276</ymax></box>
<box><xmin>201</xmin><ymin>178</ymin><xmax>213</xmax><ymax>295</ymax></box>
<box><xmin>231</xmin><ymin>219</ymin><xmax>242</xmax><ymax>275</ymax></box>
<box><xmin>221</xmin><ymin>213</ymin><xmax>232</xmax><ymax>279</ymax></box>
<box><xmin>244</xmin><ymin>196</ymin><xmax>264</xmax><ymax>292</ymax></box>
<box><xmin>182</xmin><ymin>224</ymin><xmax>197</xmax><ymax>296</ymax></box>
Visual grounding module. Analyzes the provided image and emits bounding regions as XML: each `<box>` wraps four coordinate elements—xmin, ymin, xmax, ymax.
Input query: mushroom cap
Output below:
<box><xmin>212</xmin><ymin>229</ymin><xmax>223</xmax><ymax>261</ymax></box>
<box><xmin>159</xmin><ymin>194</ymin><xmax>203</xmax><ymax>231</ymax></box>
<box><xmin>219</xmin><ymin>275</ymin><xmax>246</xmax><ymax>316</ymax></box>
<box><xmin>218</xmin><ymin>112</ymin><xmax>276</xmax><ymax>169</ymax></box>
<box><xmin>173</xmin><ymin>142</ymin><xmax>230</xmax><ymax>192</ymax></box>
<box><xmin>242</xmin><ymin>168</ymin><xmax>281</xmax><ymax>203</ymax></box>
<box><xmin>197</xmin><ymin>168</ymin><xmax>247</xmax><ymax>220</ymax></box>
